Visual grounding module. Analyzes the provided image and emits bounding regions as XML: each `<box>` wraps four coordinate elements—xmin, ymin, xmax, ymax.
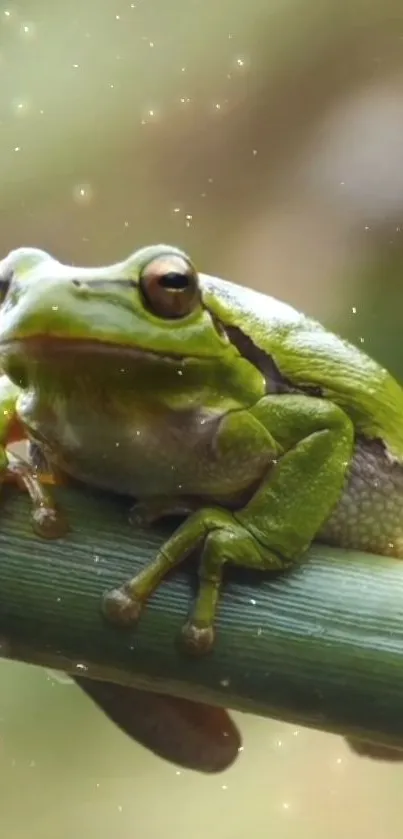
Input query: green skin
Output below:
<box><xmin>1</xmin><ymin>243</ymin><xmax>403</xmax><ymax>662</ymax></box>
<box><xmin>2</xmin><ymin>243</ymin><xmax>403</xmax><ymax>766</ymax></box>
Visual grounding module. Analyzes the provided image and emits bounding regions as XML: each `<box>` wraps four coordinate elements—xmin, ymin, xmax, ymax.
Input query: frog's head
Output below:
<box><xmin>0</xmin><ymin>244</ymin><xmax>258</xmax><ymax>398</ymax></box>
<box><xmin>0</xmin><ymin>243</ymin><xmax>224</xmax><ymax>349</ymax></box>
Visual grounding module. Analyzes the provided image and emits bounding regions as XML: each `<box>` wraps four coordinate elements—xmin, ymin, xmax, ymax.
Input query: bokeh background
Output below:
<box><xmin>2</xmin><ymin>0</ymin><xmax>403</xmax><ymax>836</ymax></box>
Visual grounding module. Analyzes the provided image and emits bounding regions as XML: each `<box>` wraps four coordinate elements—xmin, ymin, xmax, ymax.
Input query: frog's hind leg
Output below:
<box><xmin>102</xmin><ymin>505</ymin><xmax>282</xmax><ymax>654</ymax></box>
<box><xmin>179</xmin><ymin>521</ymin><xmax>284</xmax><ymax>654</ymax></box>
<box><xmin>180</xmin><ymin>397</ymin><xmax>354</xmax><ymax>652</ymax></box>
<box><xmin>103</xmin><ymin>394</ymin><xmax>354</xmax><ymax>655</ymax></box>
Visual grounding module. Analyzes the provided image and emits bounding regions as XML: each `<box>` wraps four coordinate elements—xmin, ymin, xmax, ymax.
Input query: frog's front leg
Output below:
<box><xmin>103</xmin><ymin>395</ymin><xmax>354</xmax><ymax>655</ymax></box>
<box><xmin>0</xmin><ymin>376</ymin><xmax>67</xmax><ymax>538</ymax></box>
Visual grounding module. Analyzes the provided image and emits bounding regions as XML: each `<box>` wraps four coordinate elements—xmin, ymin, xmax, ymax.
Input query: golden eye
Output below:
<box><xmin>139</xmin><ymin>255</ymin><xmax>200</xmax><ymax>319</ymax></box>
<box><xmin>0</xmin><ymin>267</ymin><xmax>13</xmax><ymax>304</ymax></box>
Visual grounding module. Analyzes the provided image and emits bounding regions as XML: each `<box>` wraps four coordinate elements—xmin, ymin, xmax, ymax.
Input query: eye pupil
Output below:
<box><xmin>159</xmin><ymin>271</ymin><xmax>189</xmax><ymax>291</ymax></box>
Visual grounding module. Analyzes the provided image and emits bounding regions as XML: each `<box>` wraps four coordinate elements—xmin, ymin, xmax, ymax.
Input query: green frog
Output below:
<box><xmin>0</xmin><ymin>243</ymin><xmax>402</xmax><ymax>765</ymax></box>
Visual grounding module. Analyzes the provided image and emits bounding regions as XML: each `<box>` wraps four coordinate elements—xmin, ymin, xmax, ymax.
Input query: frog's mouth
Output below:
<box><xmin>0</xmin><ymin>336</ymin><xmax>188</xmax><ymax>365</ymax></box>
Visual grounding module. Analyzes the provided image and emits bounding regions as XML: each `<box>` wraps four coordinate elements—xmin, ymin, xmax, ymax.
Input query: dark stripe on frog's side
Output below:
<box><xmin>221</xmin><ymin>323</ymin><xmax>323</xmax><ymax>397</ymax></box>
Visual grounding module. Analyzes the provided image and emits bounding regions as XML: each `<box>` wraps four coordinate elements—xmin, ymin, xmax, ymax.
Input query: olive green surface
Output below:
<box><xmin>1</xmin><ymin>481</ymin><xmax>403</xmax><ymax>750</ymax></box>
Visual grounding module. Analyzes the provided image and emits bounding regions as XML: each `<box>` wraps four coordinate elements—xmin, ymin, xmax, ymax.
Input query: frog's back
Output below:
<box><xmin>201</xmin><ymin>273</ymin><xmax>403</xmax><ymax>459</ymax></box>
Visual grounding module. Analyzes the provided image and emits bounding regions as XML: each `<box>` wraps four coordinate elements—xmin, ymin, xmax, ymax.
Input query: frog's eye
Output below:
<box><xmin>139</xmin><ymin>255</ymin><xmax>200</xmax><ymax>319</ymax></box>
<box><xmin>0</xmin><ymin>267</ymin><xmax>13</xmax><ymax>304</ymax></box>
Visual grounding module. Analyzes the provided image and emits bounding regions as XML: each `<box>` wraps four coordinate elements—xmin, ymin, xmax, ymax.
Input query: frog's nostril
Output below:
<box><xmin>71</xmin><ymin>278</ymin><xmax>90</xmax><ymax>296</ymax></box>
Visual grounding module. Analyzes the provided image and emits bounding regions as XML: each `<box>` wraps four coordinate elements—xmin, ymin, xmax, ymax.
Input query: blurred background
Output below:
<box><xmin>1</xmin><ymin>0</ymin><xmax>403</xmax><ymax>836</ymax></box>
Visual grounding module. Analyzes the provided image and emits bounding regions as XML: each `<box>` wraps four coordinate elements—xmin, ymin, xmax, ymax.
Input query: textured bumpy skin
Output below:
<box><xmin>1</xmin><ymin>244</ymin><xmax>403</xmax><ymax>765</ymax></box>
<box><xmin>320</xmin><ymin>438</ymin><xmax>403</xmax><ymax>558</ymax></box>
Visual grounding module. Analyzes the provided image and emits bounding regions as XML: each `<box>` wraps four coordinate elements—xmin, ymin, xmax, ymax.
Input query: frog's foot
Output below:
<box><xmin>129</xmin><ymin>496</ymin><xmax>202</xmax><ymax>528</ymax></box>
<box><xmin>102</xmin><ymin>583</ymin><xmax>143</xmax><ymax>627</ymax></box>
<box><xmin>102</xmin><ymin>507</ymin><xmax>232</xmax><ymax>635</ymax></box>
<box><xmin>179</xmin><ymin>622</ymin><xmax>215</xmax><ymax>656</ymax></box>
<box><xmin>5</xmin><ymin>451</ymin><xmax>68</xmax><ymax>539</ymax></box>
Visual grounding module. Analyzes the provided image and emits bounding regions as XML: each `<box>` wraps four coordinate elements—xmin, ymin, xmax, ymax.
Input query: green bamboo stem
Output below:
<box><xmin>1</xmin><ymin>481</ymin><xmax>403</xmax><ymax>749</ymax></box>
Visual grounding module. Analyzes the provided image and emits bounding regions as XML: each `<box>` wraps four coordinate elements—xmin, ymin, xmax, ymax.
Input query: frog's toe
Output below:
<box><xmin>31</xmin><ymin>506</ymin><xmax>68</xmax><ymax>539</ymax></box>
<box><xmin>102</xmin><ymin>585</ymin><xmax>143</xmax><ymax>627</ymax></box>
<box><xmin>179</xmin><ymin>621</ymin><xmax>215</xmax><ymax>656</ymax></box>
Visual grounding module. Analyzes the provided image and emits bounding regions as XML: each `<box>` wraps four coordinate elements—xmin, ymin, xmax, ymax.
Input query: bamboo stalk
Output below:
<box><xmin>1</xmin><ymin>481</ymin><xmax>403</xmax><ymax>750</ymax></box>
